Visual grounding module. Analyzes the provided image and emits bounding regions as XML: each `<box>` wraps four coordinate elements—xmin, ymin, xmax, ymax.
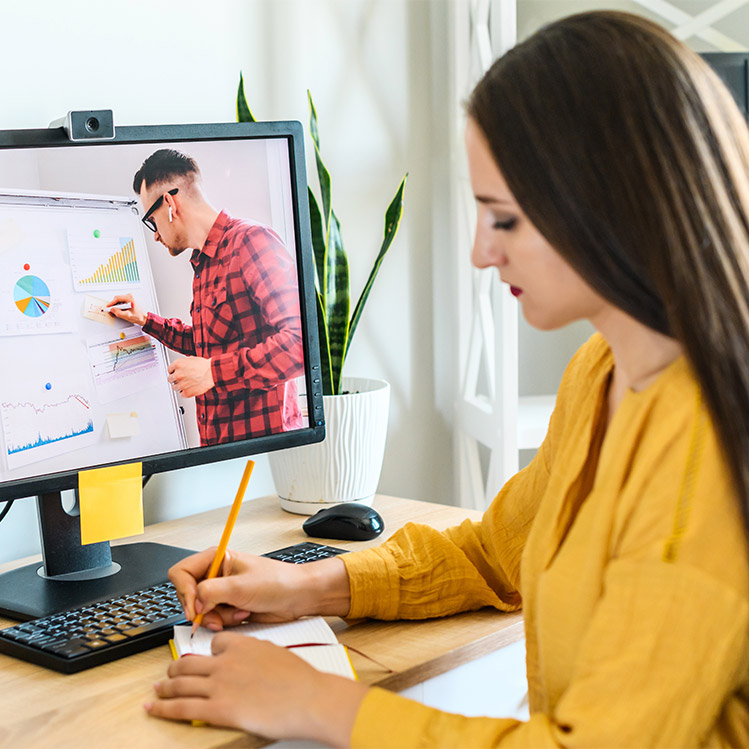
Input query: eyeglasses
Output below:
<box><xmin>141</xmin><ymin>187</ymin><xmax>179</xmax><ymax>232</ymax></box>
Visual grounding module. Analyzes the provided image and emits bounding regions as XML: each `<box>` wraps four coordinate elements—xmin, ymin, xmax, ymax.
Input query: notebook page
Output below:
<box><xmin>233</xmin><ymin>616</ymin><xmax>338</xmax><ymax>646</ymax></box>
<box><xmin>289</xmin><ymin>645</ymin><xmax>357</xmax><ymax>680</ymax></box>
<box><xmin>173</xmin><ymin>615</ymin><xmax>338</xmax><ymax>657</ymax></box>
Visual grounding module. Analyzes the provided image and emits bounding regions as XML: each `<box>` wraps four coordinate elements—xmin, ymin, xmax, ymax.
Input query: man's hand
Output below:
<box><xmin>105</xmin><ymin>293</ymin><xmax>148</xmax><ymax>326</ymax></box>
<box><xmin>145</xmin><ymin>635</ymin><xmax>368</xmax><ymax>745</ymax></box>
<box><xmin>168</xmin><ymin>356</ymin><xmax>215</xmax><ymax>398</ymax></box>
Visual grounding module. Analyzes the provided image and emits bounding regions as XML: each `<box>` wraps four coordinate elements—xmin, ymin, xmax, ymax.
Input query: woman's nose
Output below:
<box><xmin>471</xmin><ymin>233</ymin><xmax>504</xmax><ymax>270</ymax></box>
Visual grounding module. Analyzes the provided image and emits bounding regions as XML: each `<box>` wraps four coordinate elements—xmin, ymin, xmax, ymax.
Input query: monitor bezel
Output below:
<box><xmin>0</xmin><ymin>120</ymin><xmax>325</xmax><ymax>502</ymax></box>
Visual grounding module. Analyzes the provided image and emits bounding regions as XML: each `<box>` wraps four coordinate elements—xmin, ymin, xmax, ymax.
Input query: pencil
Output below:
<box><xmin>190</xmin><ymin>459</ymin><xmax>255</xmax><ymax>637</ymax></box>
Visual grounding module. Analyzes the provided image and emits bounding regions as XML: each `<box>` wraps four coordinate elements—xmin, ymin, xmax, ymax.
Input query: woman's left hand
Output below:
<box><xmin>144</xmin><ymin>632</ymin><xmax>368</xmax><ymax>746</ymax></box>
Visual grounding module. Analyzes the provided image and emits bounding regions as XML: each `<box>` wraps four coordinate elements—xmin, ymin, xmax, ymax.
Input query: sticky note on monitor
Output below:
<box><xmin>79</xmin><ymin>462</ymin><xmax>144</xmax><ymax>545</ymax></box>
<box><xmin>106</xmin><ymin>412</ymin><xmax>140</xmax><ymax>439</ymax></box>
<box><xmin>82</xmin><ymin>294</ymin><xmax>115</xmax><ymax>325</ymax></box>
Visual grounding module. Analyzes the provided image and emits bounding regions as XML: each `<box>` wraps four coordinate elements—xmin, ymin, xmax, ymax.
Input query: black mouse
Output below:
<box><xmin>302</xmin><ymin>503</ymin><xmax>385</xmax><ymax>541</ymax></box>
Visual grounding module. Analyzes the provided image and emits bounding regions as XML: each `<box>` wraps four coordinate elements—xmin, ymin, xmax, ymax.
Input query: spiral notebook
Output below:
<box><xmin>172</xmin><ymin>616</ymin><xmax>357</xmax><ymax>680</ymax></box>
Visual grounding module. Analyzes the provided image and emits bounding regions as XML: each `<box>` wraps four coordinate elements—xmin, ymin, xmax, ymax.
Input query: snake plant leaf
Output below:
<box><xmin>316</xmin><ymin>291</ymin><xmax>334</xmax><ymax>394</ymax></box>
<box><xmin>307</xmin><ymin>91</ymin><xmax>332</xmax><ymax>233</ymax></box>
<box><xmin>347</xmin><ymin>173</ymin><xmax>408</xmax><ymax>352</ymax></box>
<box><xmin>234</xmin><ymin>79</ymin><xmax>404</xmax><ymax>396</ymax></box>
<box><xmin>325</xmin><ymin>210</ymin><xmax>350</xmax><ymax>394</ymax></box>
<box><xmin>307</xmin><ymin>187</ymin><xmax>326</xmax><ymax>296</ymax></box>
<box><xmin>236</xmin><ymin>73</ymin><xmax>256</xmax><ymax>123</ymax></box>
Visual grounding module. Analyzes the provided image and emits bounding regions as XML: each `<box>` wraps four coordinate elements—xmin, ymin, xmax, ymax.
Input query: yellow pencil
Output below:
<box><xmin>191</xmin><ymin>459</ymin><xmax>255</xmax><ymax>637</ymax></box>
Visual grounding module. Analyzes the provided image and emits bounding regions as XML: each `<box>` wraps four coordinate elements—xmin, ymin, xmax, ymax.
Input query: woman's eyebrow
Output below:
<box><xmin>475</xmin><ymin>194</ymin><xmax>515</xmax><ymax>206</ymax></box>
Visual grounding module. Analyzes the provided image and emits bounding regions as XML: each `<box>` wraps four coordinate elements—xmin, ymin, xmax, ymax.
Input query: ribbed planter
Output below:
<box><xmin>269</xmin><ymin>377</ymin><xmax>390</xmax><ymax>515</ymax></box>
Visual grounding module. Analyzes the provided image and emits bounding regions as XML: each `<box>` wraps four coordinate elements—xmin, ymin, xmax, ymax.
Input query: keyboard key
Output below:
<box><xmin>47</xmin><ymin>642</ymin><xmax>92</xmax><ymax>658</ymax></box>
<box><xmin>103</xmin><ymin>633</ymin><xmax>128</xmax><ymax>643</ymax></box>
<box><xmin>122</xmin><ymin>612</ymin><xmax>186</xmax><ymax>638</ymax></box>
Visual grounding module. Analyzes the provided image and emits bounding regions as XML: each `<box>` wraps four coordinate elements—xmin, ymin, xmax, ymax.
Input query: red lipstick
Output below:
<box><xmin>510</xmin><ymin>286</ymin><xmax>522</xmax><ymax>297</ymax></box>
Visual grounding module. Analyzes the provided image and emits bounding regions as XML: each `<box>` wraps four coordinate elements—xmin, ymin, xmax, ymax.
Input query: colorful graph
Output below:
<box><xmin>0</xmin><ymin>268</ymin><xmax>72</xmax><ymax>337</ymax></box>
<box><xmin>14</xmin><ymin>275</ymin><xmax>51</xmax><ymax>317</ymax></box>
<box><xmin>79</xmin><ymin>238</ymin><xmax>140</xmax><ymax>285</ymax></box>
<box><xmin>87</xmin><ymin>326</ymin><xmax>162</xmax><ymax>403</ymax></box>
<box><xmin>98</xmin><ymin>335</ymin><xmax>156</xmax><ymax>378</ymax></box>
<box><xmin>1</xmin><ymin>392</ymin><xmax>95</xmax><ymax>468</ymax></box>
<box><xmin>68</xmin><ymin>232</ymin><xmax>142</xmax><ymax>291</ymax></box>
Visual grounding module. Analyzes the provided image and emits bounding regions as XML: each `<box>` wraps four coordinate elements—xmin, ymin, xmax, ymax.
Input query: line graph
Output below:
<box><xmin>1</xmin><ymin>391</ymin><xmax>95</xmax><ymax>469</ymax></box>
<box><xmin>87</xmin><ymin>325</ymin><xmax>162</xmax><ymax>403</ymax></box>
<box><xmin>110</xmin><ymin>335</ymin><xmax>154</xmax><ymax>373</ymax></box>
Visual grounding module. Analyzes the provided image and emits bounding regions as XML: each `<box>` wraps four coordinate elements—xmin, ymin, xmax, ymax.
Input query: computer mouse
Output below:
<box><xmin>302</xmin><ymin>503</ymin><xmax>385</xmax><ymax>541</ymax></box>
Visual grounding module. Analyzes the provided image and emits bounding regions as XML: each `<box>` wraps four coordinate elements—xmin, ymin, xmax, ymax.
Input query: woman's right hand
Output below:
<box><xmin>168</xmin><ymin>548</ymin><xmax>351</xmax><ymax>630</ymax></box>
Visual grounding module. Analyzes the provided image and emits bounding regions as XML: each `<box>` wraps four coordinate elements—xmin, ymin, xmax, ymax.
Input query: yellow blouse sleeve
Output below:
<box><xmin>343</xmin><ymin>441</ymin><xmax>550</xmax><ymax>619</ymax></box>
<box><xmin>342</xmin><ymin>335</ymin><xmax>607</xmax><ymax>622</ymax></box>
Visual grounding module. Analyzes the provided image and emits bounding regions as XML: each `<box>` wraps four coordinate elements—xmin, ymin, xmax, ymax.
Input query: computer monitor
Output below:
<box><xmin>701</xmin><ymin>53</ymin><xmax>749</xmax><ymax>121</ymax></box>
<box><xmin>0</xmin><ymin>119</ymin><xmax>325</xmax><ymax>620</ymax></box>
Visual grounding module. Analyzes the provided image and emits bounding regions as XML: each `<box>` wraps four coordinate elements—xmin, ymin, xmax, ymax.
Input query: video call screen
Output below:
<box><xmin>0</xmin><ymin>134</ymin><xmax>311</xmax><ymax>486</ymax></box>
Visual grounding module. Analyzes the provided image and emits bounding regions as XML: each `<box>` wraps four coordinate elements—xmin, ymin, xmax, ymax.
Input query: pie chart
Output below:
<box><xmin>14</xmin><ymin>275</ymin><xmax>51</xmax><ymax>317</ymax></box>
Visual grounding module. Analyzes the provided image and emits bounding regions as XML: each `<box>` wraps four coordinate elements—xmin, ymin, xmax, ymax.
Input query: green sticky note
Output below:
<box><xmin>79</xmin><ymin>462</ymin><xmax>144</xmax><ymax>545</ymax></box>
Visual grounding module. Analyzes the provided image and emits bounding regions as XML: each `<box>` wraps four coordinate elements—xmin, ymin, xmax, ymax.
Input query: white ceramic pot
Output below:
<box><xmin>269</xmin><ymin>377</ymin><xmax>390</xmax><ymax>515</ymax></box>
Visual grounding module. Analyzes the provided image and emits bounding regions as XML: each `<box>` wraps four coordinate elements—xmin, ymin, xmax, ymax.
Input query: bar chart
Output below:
<box><xmin>69</xmin><ymin>232</ymin><xmax>142</xmax><ymax>291</ymax></box>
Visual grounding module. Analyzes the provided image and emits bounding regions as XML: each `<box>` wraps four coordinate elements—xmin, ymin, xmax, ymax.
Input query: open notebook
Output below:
<box><xmin>172</xmin><ymin>616</ymin><xmax>357</xmax><ymax>680</ymax></box>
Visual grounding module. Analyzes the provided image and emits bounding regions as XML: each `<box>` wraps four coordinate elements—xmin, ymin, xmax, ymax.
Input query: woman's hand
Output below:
<box><xmin>169</xmin><ymin>548</ymin><xmax>351</xmax><ymax>630</ymax></box>
<box><xmin>145</xmin><ymin>633</ymin><xmax>369</xmax><ymax>746</ymax></box>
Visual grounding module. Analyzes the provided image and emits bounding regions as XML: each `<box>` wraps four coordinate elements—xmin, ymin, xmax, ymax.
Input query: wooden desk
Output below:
<box><xmin>0</xmin><ymin>494</ymin><xmax>523</xmax><ymax>749</ymax></box>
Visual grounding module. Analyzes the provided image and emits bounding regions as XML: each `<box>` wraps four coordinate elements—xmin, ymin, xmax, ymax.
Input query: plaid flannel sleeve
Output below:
<box><xmin>143</xmin><ymin>312</ymin><xmax>196</xmax><ymax>356</ymax></box>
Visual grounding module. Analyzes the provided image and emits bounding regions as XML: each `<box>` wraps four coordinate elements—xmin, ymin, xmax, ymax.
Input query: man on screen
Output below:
<box><xmin>109</xmin><ymin>149</ymin><xmax>304</xmax><ymax>446</ymax></box>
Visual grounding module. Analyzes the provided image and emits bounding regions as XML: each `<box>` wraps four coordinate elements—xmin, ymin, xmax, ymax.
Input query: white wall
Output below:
<box><xmin>0</xmin><ymin>0</ymin><xmax>454</xmax><ymax>564</ymax></box>
<box><xmin>6</xmin><ymin>0</ymin><xmax>740</xmax><ymax>565</ymax></box>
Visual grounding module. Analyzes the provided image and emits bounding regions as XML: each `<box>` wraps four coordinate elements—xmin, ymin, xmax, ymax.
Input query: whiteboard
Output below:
<box><xmin>0</xmin><ymin>191</ymin><xmax>187</xmax><ymax>484</ymax></box>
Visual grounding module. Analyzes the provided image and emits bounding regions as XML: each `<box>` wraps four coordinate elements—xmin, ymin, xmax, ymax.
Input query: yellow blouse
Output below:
<box><xmin>343</xmin><ymin>334</ymin><xmax>749</xmax><ymax>747</ymax></box>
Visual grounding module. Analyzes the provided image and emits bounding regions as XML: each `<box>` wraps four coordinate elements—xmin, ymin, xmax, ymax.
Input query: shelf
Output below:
<box><xmin>517</xmin><ymin>394</ymin><xmax>555</xmax><ymax>451</ymax></box>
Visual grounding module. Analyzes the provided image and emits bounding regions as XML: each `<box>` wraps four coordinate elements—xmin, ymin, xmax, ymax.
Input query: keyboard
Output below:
<box><xmin>0</xmin><ymin>543</ymin><xmax>349</xmax><ymax>674</ymax></box>
<box><xmin>0</xmin><ymin>581</ymin><xmax>186</xmax><ymax>674</ymax></box>
<box><xmin>262</xmin><ymin>541</ymin><xmax>348</xmax><ymax>563</ymax></box>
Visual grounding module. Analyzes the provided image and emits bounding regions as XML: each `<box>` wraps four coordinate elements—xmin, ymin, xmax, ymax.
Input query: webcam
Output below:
<box><xmin>49</xmin><ymin>110</ymin><xmax>115</xmax><ymax>141</ymax></box>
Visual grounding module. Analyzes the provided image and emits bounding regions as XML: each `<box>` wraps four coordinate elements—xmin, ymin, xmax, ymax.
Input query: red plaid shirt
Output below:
<box><xmin>143</xmin><ymin>211</ymin><xmax>305</xmax><ymax>446</ymax></box>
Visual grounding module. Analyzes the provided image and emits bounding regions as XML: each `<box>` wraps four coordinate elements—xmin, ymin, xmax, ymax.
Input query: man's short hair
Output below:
<box><xmin>132</xmin><ymin>149</ymin><xmax>200</xmax><ymax>194</ymax></box>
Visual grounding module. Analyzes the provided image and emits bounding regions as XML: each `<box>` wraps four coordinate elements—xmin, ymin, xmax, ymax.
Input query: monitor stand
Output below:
<box><xmin>0</xmin><ymin>491</ymin><xmax>195</xmax><ymax>621</ymax></box>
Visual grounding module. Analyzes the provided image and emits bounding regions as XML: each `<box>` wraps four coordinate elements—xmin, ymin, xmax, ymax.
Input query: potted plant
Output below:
<box><xmin>237</xmin><ymin>75</ymin><xmax>408</xmax><ymax>514</ymax></box>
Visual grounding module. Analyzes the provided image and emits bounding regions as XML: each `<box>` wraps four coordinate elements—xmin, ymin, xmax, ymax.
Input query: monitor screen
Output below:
<box><xmin>0</xmin><ymin>121</ymin><xmax>324</xmax><ymax>502</ymax></box>
<box><xmin>0</xmin><ymin>121</ymin><xmax>325</xmax><ymax>620</ymax></box>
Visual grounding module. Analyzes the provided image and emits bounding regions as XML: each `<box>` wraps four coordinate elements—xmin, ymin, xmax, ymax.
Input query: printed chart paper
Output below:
<box><xmin>0</xmin><ymin>367</ymin><xmax>97</xmax><ymax>470</ymax></box>
<box><xmin>68</xmin><ymin>230</ymin><xmax>142</xmax><ymax>292</ymax></box>
<box><xmin>0</xmin><ymin>269</ymin><xmax>74</xmax><ymax>336</ymax></box>
<box><xmin>88</xmin><ymin>325</ymin><xmax>162</xmax><ymax>402</ymax></box>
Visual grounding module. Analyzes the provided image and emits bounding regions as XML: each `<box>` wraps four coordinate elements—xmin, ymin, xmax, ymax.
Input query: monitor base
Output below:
<box><xmin>0</xmin><ymin>542</ymin><xmax>194</xmax><ymax>621</ymax></box>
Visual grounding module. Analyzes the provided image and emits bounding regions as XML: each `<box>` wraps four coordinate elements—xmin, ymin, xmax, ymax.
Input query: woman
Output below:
<box><xmin>144</xmin><ymin>11</ymin><xmax>749</xmax><ymax>746</ymax></box>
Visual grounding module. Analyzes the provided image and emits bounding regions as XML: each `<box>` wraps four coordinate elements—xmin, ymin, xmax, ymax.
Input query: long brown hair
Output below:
<box><xmin>468</xmin><ymin>11</ymin><xmax>749</xmax><ymax>533</ymax></box>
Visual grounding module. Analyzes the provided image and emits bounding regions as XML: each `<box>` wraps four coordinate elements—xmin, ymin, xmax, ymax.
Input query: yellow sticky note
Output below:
<box><xmin>79</xmin><ymin>463</ymin><xmax>144</xmax><ymax>545</ymax></box>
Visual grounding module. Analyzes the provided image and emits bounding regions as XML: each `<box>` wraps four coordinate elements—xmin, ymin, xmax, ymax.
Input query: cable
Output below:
<box><xmin>0</xmin><ymin>499</ymin><xmax>15</xmax><ymax>524</ymax></box>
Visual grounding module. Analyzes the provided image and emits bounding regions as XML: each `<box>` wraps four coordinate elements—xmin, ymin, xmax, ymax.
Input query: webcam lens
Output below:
<box><xmin>85</xmin><ymin>117</ymin><xmax>100</xmax><ymax>133</ymax></box>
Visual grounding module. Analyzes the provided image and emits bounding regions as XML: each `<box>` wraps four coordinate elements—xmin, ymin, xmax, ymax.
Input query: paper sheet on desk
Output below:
<box><xmin>173</xmin><ymin>616</ymin><xmax>356</xmax><ymax>679</ymax></box>
<box><xmin>175</xmin><ymin>616</ymin><xmax>338</xmax><ymax>656</ymax></box>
